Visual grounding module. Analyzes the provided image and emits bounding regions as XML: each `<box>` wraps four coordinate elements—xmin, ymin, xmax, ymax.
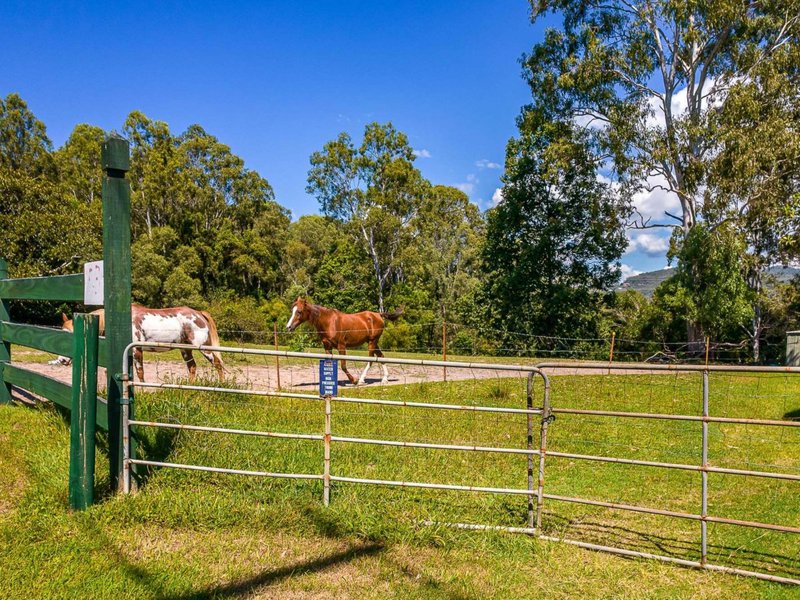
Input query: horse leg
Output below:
<box><xmin>338</xmin><ymin>345</ymin><xmax>357</xmax><ymax>385</ymax></box>
<box><xmin>374</xmin><ymin>347</ymin><xmax>389</xmax><ymax>384</ymax></box>
<box><xmin>358</xmin><ymin>340</ymin><xmax>376</xmax><ymax>385</ymax></box>
<box><xmin>181</xmin><ymin>349</ymin><xmax>198</xmax><ymax>384</ymax></box>
<box><xmin>134</xmin><ymin>348</ymin><xmax>144</xmax><ymax>382</ymax></box>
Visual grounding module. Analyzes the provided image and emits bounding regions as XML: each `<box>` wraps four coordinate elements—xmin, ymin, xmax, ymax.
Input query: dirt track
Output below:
<box><xmin>15</xmin><ymin>356</ymin><xmax>663</xmax><ymax>395</ymax></box>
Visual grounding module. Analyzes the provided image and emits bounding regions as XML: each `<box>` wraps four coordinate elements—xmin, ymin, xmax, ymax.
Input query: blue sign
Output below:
<box><xmin>319</xmin><ymin>359</ymin><xmax>338</xmax><ymax>396</ymax></box>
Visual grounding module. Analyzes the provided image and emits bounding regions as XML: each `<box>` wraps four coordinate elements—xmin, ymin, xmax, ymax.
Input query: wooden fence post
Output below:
<box><xmin>442</xmin><ymin>321</ymin><xmax>447</xmax><ymax>382</ymax></box>
<box><xmin>0</xmin><ymin>259</ymin><xmax>11</xmax><ymax>404</ymax></box>
<box><xmin>608</xmin><ymin>331</ymin><xmax>616</xmax><ymax>375</ymax></box>
<box><xmin>69</xmin><ymin>313</ymin><xmax>99</xmax><ymax>510</ymax></box>
<box><xmin>102</xmin><ymin>136</ymin><xmax>132</xmax><ymax>492</ymax></box>
<box><xmin>274</xmin><ymin>321</ymin><xmax>281</xmax><ymax>390</ymax></box>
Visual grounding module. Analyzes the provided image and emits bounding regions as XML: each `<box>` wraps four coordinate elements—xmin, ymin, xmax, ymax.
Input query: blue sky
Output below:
<box><xmin>0</xmin><ymin>0</ymin><xmax>669</xmax><ymax>277</ymax></box>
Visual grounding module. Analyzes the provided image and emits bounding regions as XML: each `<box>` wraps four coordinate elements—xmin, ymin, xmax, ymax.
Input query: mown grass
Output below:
<box><xmin>1</xmin><ymin>370</ymin><xmax>799</xmax><ymax>598</ymax></box>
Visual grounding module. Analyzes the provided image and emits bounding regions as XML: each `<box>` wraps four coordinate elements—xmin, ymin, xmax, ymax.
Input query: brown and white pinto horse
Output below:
<box><xmin>286</xmin><ymin>298</ymin><xmax>403</xmax><ymax>385</ymax></box>
<box><xmin>61</xmin><ymin>305</ymin><xmax>224</xmax><ymax>383</ymax></box>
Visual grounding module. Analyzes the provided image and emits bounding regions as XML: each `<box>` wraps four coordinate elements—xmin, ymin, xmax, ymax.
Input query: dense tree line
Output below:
<box><xmin>1</xmin><ymin>63</ymin><xmax>798</xmax><ymax>361</ymax></box>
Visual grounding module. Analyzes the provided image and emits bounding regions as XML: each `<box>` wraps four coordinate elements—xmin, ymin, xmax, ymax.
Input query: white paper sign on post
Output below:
<box><xmin>84</xmin><ymin>261</ymin><xmax>104</xmax><ymax>305</ymax></box>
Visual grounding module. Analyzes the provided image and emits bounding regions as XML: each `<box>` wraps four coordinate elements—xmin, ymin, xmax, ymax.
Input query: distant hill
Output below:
<box><xmin>619</xmin><ymin>266</ymin><xmax>800</xmax><ymax>298</ymax></box>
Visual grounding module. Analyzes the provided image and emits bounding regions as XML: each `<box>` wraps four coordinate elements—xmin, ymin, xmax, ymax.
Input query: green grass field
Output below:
<box><xmin>1</xmin><ymin>369</ymin><xmax>799</xmax><ymax>598</ymax></box>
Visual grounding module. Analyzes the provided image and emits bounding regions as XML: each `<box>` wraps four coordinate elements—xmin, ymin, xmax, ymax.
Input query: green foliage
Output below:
<box><xmin>526</xmin><ymin>0</ymin><xmax>800</xmax><ymax>233</ymax></box>
<box><xmin>523</xmin><ymin>2</ymin><xmax>800</xmax><ymax>354</ymax></box>
<box><xmin>379</xmin><ymin>321</ymin><xmax>416</xmax><ymax>351</ymax></box>
<box><xmin>309</xmin><ymin>123</ymin><xmax>444</xmax><ymax>312</ymax></box>
<box><xmin>668</xmin><ymin>225</ymin><xmax>753</xmax><ymax>341</ymax></box>
<box><xmin>481</xmin><ymin>111</ymin><xmax>627</xmax><ymax>344</ymax></box>
<box><xmin>642</xmin><ymin>226</ymin><xmax>754</xmax><ymax>346</ymax></box>
<box><xmin>54</xmin><ymin>124</ymin><xmax>104</xmax><ymax>205</ymax></box>
<box><xmin>123</xmin><ymin>111</ymin><xmax>290</xmax><ymax>299</ymax></box>
<box><xmin>0</xmin><ymin>93</ymin><xmax>55</xmax><ymax>177</ymax></box>
<box><xmin>205</xmin><ymin>294</ymin><xmax>288</xmax><ymax>343</ymax></box>
<box><xmin>162</xmin><ymin>268</ymin><xmax>204</xmax><ymax>307</ymax></box>
<box><xmin>0</xmin><ymin>169</ymin><xmax>102</xmax><ymax>279</ymax></box>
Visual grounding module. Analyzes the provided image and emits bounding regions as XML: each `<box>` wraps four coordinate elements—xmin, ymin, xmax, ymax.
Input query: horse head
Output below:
<box><xmin>61</xmin><ymin>312</ymin><xmax>74</xmax><ymax>332</ymax></box>
<box><xmin>286</xmin><ymin>297</ymin><xmax>310</xmax><ymax>332</ymax></box>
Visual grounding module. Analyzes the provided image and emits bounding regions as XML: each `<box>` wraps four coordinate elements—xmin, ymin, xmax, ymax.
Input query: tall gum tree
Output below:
<box><xmin>527</xmin><ymin>0</ymin><xmax>800</xmax><ymax>346</ymax></box>
<box><xmin>703</xmin><ymin>42</ymin><xmax>800</xmax><ymax>360</ymax></box>
<box><xmin>307</xmin><ymin>123</ymin><xmax>427</xmax><ymax>312</ymax></box>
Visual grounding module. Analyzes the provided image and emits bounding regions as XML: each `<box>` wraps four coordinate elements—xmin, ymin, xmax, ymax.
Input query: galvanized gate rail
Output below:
<box><xmin>530</xmin><ymin>361</ymin><xmax>800</xmax><ymax>585</ymax></box>
<box><xmin>120</xmin><ymin>344</ymin><xmax>800</xmax><ymax>585</ymax></box>
<box><xmin>121</xmin><ymin>343</ymin><xmax>551</xmax><ymax>529</ymax></box>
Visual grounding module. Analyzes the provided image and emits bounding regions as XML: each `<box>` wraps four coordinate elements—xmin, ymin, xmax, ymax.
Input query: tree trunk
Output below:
<box><xmin>748</xmin><ymin>267</ymin><xmax>764</xmax><ymax>364</ymax></box>
<box><xmin>361</xmin><ymin>224</ymin><xmax>385</xmax><ymax>312</ymax></box>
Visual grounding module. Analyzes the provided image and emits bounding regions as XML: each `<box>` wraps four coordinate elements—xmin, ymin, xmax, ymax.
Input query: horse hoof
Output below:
<box><xmin>381</xmin><ymin>379</ymin><xmax>388</xmax><ymax>385</ymax></box>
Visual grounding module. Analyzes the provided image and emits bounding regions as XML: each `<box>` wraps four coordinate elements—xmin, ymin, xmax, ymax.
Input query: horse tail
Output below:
<box><xmin>199</xmin><ymin>310</ymin><xmax>225</xmax><ymax>374</ymax></box>
<box><xmin>380</xmin><ymin>306</ymin><xmax>404</xmax><ymax>322</ymax></box>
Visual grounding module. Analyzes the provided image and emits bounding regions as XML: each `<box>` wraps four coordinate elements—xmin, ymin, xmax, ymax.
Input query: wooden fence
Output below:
<box><xmin>0</xmin><ymin>136</ymin><xmax>132</xmax><ymax>509</ymax></box>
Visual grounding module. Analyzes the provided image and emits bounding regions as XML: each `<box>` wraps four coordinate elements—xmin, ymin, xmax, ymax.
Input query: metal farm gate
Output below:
<box><xmin>120</xmin><ymin>344</ymin><xmax>800</xmax><ymax>585</ymax></box>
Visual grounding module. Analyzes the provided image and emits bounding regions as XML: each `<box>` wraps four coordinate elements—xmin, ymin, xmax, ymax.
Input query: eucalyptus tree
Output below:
<box><xmin>0</xmin><ymin>93</ymin><xmax>55</xmax><ymax>177</ymax></box>
<box><xmin>703</xmin><ymin>43</ymin><xmax>800</xmax><ymax>359</ymax></box>
<box><xmin>124</xmin><ymin>111</ymin><xmax>288</xmax><ymax>301</ymax></box>
<box><xmin>527</xmin><ymin>0</ymin><xmax>800</xmax><ymax>233</ymax></box>
<box><xmin>307</xmin><ymin>122</ymin><xmax>428</xmax><ymax>312</ymax></box>
<box><xmin>526</xmin><ymin>0</ymin><xmax>800</xmax><ymax>349</ymax></box>
<box><xmin>54</xmin><ymin>124</ymin><xmax>105</xmax><ymax>206</ymax></box>
<box><xmin>411</xmin><ymin>185</ymin><xmax>484</xmax><ymax>320</ymax></box>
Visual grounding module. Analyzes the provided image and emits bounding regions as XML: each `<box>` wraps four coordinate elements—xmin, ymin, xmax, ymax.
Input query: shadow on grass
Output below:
<box><xmin>783</xmin><ymin>408</ymin><xmax>800</xmax><ymax>420</ymax></box>
<box><xmin>164</xmin><ymin>542</ymin><xmax>385</xmax><ymax>599</ymax></box>
<box><xmin>75</xmin><ymin>515</ymin><xmax>387</xmax><ymax>599</ymax></box>
<box><xmin>544</xmin><ymin>512</ymin><xmax>800</xmax><ymax>577</ymax></box>
<box><xmin>128</xmin><ymin>426</ymin><xmax>180</xmax><ymax>489</ymax></box>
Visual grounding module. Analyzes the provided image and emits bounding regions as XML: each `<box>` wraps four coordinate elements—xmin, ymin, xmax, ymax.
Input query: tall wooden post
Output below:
<box><xmin>442</xmin><ymin>321</ymin><xmax>447</xmax><ymax>382</ymax></box>
<box><xmin>274</xmin><ymin>321</ymin><xmax>281</xmax><ymax>390</ymax></box>
<box><xmin>0</xmin><ymin>259</ymin><xmax>11</xmax><ymax>404</ymax></box>
<box><xmin>102</xmin><ymin>136</ymin><xmax>132</xmax><ymax>491</ymax></box>
<box><xmin>69</xmin><ymin>313</ymin><xmax>99</xmax><ymax>510</ymax></box>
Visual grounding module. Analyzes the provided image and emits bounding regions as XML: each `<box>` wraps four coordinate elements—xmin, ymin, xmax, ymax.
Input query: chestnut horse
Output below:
<box><xmin>285</xmin><ymin>297</ymin><xmax>403</xmax><ymax>385</ymax></box>
<box><xmin>61</xmin><ymin>305</ymin><xmax>224</xmax><ymax>383</ymax></box>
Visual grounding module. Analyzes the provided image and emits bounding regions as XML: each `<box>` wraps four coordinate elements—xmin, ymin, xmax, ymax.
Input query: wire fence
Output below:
<box><xmin>121</xmin><ymin>343</ymin><xmax>800</xmax><ymax>585</ymax></box>
<box><xmin>209</xmin><ymin>319</ymin><xmax>761</xmax><ymax>365</ymax></box>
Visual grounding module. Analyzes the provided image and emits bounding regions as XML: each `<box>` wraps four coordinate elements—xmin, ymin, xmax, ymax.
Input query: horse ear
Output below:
<box><xmin>62</xmin><ymin>313</ymin><xmax>69</xmax><ymax>323</ymax></box>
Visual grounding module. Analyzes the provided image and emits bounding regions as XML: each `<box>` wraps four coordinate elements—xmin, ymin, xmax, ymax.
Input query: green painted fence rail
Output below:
<box><xmin>0</xmin><ymin>321</ymin><xmax>72</xmax><ymax>357</ymax></box>
<box><xmin>0</xmin><ymin>321</ymin><xmax>110</xmax><ymax>367</ymax></box>
<box><xmin>0</xmin><ymin>262</ymin><xmax>11</xmax><ymax>403</ymax></box>
<box><xmin>0</xmin><ymin>362</ymin><xmax>108</xmax><ymax>430</ymax></box>
<box><xmin>0</xmin><ymin>136</ymin><xmax>132</xmax><ymax>508</ymax></box>
<box><xmin>0</xmin><ymin>273</ymin><xmax>85</xmax><ymax>302</ymax></box>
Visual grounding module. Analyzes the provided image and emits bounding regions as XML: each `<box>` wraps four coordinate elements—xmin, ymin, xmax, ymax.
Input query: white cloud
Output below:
<box><xmin>620</xmin><ymin>264</ymin><xmax>643</xmax><ymax>282</ymax></box>
<box><xmin>491</xmin><ymin>188</ymin><xmax>504</xmax><ymax>206</ymax></box>
<box><xmin>413</xmin><ymin>149</ymin><xmax>432</xmax><ymax>158</ymax></box>
<box><xmin>624</xmin><ymin>171</ymin><xmax>682</xmax><ymax>227</ymax></box>
<box><xmin>573</xmin><ymin>111</ymin><xmax>607</xmax><ymax>130</ymax></box>
<box><xmin>475</xmin><ymin>159</ymin><xmax>502</xmax><ymax>170</ymax></box>
<box><xmin>626</xmin><ymin>232</ymin><xmax>671</xmax><ymax>256</ymax></box>
<box><xmin>455</xmin><ymin>173</ymin><xmax>478</xmax><ymax>195</ymax></box>
<box><xmin>644</xmin><ymin>78</ymin><xmax>725</xmax><ymax>131</ymax></box>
